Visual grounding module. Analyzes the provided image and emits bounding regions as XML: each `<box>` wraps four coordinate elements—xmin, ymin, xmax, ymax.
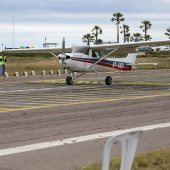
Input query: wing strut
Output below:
<box><xmin>89</xmin><ymin>47</ymin><xmax>119</xmax><ymax>69</ymax></box>
<box><xmin>48</xmin><ymin>51</ymin><xmax>58</xmax><ymax>58</ymax></box>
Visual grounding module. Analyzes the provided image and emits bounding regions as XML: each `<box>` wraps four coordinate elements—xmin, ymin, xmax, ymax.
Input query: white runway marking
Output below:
<box><xmin>0</xmin><ymin>88</ymin><xmax>56</xmax><ymax>94</ymax></box>
<box><xmin>0</xmin><ymin>123</ymin><xmax>170</xmax><ymax>157</ymax></box>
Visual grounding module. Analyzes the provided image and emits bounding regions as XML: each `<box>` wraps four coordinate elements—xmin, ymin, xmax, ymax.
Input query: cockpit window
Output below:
<box><xmin>92</xmin><ymin>51</ymin><xmax>103</xmax><ymax>58</ymax></box>
<box><xmin>71</xmin><ymin>46</ymin><xmax>89</xmax><ymax>55</ymax></box>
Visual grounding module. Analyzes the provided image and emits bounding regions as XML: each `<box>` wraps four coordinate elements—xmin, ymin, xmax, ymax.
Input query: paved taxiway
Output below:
<box><xmin>0</xmin><ymin>69</ymin><xmax>170</xmax><ymax>170</ymax></box>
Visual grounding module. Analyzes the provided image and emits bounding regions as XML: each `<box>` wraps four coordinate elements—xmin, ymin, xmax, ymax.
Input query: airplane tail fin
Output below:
<box><xmin>125</xmin><ymin>53</ymin><xmax>137</xmax><ymax>65</ymax></box>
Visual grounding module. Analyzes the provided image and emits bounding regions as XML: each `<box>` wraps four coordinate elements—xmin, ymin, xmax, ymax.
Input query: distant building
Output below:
<box><xmin>43</xmin><ymin>43</ymin><xmax>58</xmax><ymax>48</ymax></box>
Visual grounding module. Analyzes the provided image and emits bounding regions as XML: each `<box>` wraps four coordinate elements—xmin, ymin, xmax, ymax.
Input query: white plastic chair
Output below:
<box><xmin>102</xmin><ymin>130</ymin><xmax>143</xmax><ymax>170</ymax></box>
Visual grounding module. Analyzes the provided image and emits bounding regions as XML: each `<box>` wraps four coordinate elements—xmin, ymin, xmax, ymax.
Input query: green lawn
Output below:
<box><xmin>77</xmin><ymin>148</ymin><xmax>170</xmax><ymax>170</ymax></box>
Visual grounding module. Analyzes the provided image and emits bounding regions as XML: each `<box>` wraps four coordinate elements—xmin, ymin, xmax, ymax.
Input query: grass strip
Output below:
<box><xmin>4</xmin><ymin>54</ymin><xmax>170</xmax><ymax>76</ymax></box>
<box><xmin>76</xmin><ymin>148</ymin><xmax>170</xmax><ymax>170</ymax></box>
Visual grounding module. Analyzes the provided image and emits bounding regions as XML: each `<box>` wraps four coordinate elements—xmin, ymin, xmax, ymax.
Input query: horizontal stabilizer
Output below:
<box><xmin>127</xmin><ymin>63</ymin><xmax>158</xmax><ymax>66</ymax></box>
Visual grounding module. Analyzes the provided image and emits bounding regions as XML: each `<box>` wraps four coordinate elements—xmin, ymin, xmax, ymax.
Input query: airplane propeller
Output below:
<box><xmin>58</xmin><ymin>37</ymin><xmax>67</xmax><ymax>60</ymax></box>
<box><xmin>62</xmin><ymin>37</ymin><xmax>65</xmax><ymax>54</ymax></box>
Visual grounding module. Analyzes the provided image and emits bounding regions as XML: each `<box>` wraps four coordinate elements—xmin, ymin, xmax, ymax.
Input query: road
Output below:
<box><xmin>0</xmin><ymin>69</ymin><xmax>170</xmax><ymax>170</ymax></box>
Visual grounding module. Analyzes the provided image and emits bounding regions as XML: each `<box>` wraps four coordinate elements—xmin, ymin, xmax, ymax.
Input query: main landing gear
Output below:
<box><xmin>66</xmin><ymin>75</ymin><xmax>112</xmax><ymax>85</ymax></box>
<box><xmin>105</xmin><ymin>76</ymin><xmax>112</xmax><ymax>85</ymax></box>
<box><xmin>66</xmin><ymin>76</ymin><xmax>73</xmax><ymax>85</ymax></box>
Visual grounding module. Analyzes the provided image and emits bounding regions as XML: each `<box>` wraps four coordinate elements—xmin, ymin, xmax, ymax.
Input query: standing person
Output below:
<box><xmin>2</xmin><ymin>52</ymin><xmax>7</xmax><ymax>75</ymax></box>
<box><xmin>0</xmin><ymin>53</ymin><xmax>4</xmax><ymax>76</ymax></box>
<box><xmin>0</xmin><ymin>52</ymin><xmax>7</xmax><ymax>76</ymax></box>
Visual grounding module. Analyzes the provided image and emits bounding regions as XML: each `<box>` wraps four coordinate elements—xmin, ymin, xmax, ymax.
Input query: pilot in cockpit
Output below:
<box><xmin>92</xmin><ymin>51</ymin><xmax>100</xmax><ymax>58</ymax></box>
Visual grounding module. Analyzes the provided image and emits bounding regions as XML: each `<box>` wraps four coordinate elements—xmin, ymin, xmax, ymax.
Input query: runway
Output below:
<box><xmin>0</xmin><ymin>69</ymin><xmax>170</xmax><ymax>170</ymax></box>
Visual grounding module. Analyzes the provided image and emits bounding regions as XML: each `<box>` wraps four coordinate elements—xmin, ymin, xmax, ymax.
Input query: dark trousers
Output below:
<box><xmin>0</xmin><ymin>65</ymin><xmax>3</xmax><ymax>75</ymax></box>
<box><xmin>2</xmin><ymin>65</ymin><xmax>6</xmax><ymax>74</ymax></box>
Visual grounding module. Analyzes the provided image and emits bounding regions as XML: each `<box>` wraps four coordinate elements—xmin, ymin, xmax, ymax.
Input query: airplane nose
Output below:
<box><xmin>58</xmin><ymin>54</ymin><xmax>70</xmax><ymax>60</ymax></box>
<box><xmin>58</xmin><ymin>54</ymin><xmax>66</xmax><ymax>60</ymax></box>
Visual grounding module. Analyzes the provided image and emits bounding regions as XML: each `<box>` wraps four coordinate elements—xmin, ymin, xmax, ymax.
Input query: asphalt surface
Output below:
<box><xmin>0</xmin><ymin>69</ymin><xmax>170</xmax><ymax>170</ymax></box>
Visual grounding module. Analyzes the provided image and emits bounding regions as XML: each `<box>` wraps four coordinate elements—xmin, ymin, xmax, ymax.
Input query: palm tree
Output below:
<box><xmin>96</xmin><ymin>39</ymin><xmax>103</xmax><ymax>45</ymax></box>
<box><xmin>124</xmin><ymin>33</ymin><xmax>131</xmax><ymax>43</ymax></box>
<box><xmin>144</xmin><ymin>35</ymin><xmax>152</xmax><ymax>41</ymax></box>
<box><xmin>130</xmin><ymin>33</ymin><xmax>144</xmax><ymax>42</ymax></box>
<box><xmin>91</xmin><ymin>25</ymin><xmax>103</xmax><ymax>45</ymax></box>
<box><xmin>120</xmin><ymin>24</ymin><xmax>130</xmax><ymax>43</ymax></box>
<box><xmin>111</xmin><ymin>12</ymin><xmax>125</xmax><ymax>43</ymax></box>
<box><xmin>82</xmin><ymin>33</ymin><xmax>94</xmax><ymax>45</ymax></box>
<box><xmin>140</xmin><ymin>21</ymin><xmax>152</xmax><ymax>41</ymax></box>
<box><xmin>165</xmin><ymin>27</ymin><xmax>170</xmax><ymax>39</ymax></box>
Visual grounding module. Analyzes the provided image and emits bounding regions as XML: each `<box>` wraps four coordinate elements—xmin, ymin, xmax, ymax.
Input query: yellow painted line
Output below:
<box><xmin>92</xmin><ymin>81</ymin><xmax>98</xmax><ymax>85</ymax></box>
<box><xmin>30</xmin><ymin>80</ymin><xmax>50</xmax><ymax>83</ymax></box>
<box><xmin>30</xmin><ymin>80</ymin><xmax>65</xmax><ymax>83</ymax></box>
<box><xmin>40</xmin><ymin>95</ymin><xmax>103</xmax><ymax>100</ymax></box>
<box><xmin>57</xmin><ymin>80</ymin><xmax>65</xmax><ymax>83</ymax></box>
<box><xmin>0</xmin><ymin>93</ymin><xmax>170</xmax><ymax>113</ymax></box>
<box><xmin>29</xmin><ymin>79</ymin><xmax>170</xmax><ymax>86</ymax></box>
<box><xmin>76</xmin><ymin>81</ymin><xmax>84</xmax><ymax>84</ymax></box>
<box><xmin>0</xmin><ymin>108</ymin><xmax>8</xmax><ymax>111</ymax></box>
<box><xmin>84</xmin><ymin>81</ymin><xmax>91</xmax><ymax>84</ymax></box>
<box><xmin>51</xmin><ymin>80</ymin><xmax>60</xmax><ymax>83</ymax></box>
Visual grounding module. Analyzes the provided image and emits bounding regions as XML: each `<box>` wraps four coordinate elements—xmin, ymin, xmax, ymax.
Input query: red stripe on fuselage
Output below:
<box><xmin>71</xmin><ymin>58</ymin><xmax>132</xmax><ymax>71</ymax></box>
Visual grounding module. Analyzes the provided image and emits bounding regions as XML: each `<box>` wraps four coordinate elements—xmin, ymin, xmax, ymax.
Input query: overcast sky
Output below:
<box><xmin>0</xmin><ymin>0</ymin><xmax>170</xmax><ymax>49</ymax></box>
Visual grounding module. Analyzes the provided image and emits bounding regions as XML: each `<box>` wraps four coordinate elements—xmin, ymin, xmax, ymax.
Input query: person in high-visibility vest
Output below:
<box><xmin>0</xmin><ymin>53</ymin><xmax>3</xmax><ymax>75</ymax></box>
<box><xmin>2</xmin><ymin>52</ymin><xmax>7</xmax><ymax>75</ymax></box>
<box><xmin>0</xmin><ymin>52</ymin><xmax>7</xmax><ymax>76</ymax></box>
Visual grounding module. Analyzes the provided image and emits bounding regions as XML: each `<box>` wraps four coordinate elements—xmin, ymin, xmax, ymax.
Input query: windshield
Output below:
<box><xmin>71</xmin><ymin>46</ymin><xmax>89</xmax><ymax>55</ymax></box>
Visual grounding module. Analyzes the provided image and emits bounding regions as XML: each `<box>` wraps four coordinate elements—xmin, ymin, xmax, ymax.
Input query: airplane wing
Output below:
<box><xmin>3</xmin><ymin>39</ymin><xmax>170</xmax><ymax>55</ymax></box>
<box><xmin>3</xmin><ymin>47</ymin><xmax>71</xmax><ymax>54</ymax></box>
<box><xmin>89</xmin><ymin>39</ymin><xmax>170</xmax><ymax>54</ymax></box>
<box><xmin>90</xmin><ymin>39</ymin><xmax>170</xmax><ymax>49</ymax></box>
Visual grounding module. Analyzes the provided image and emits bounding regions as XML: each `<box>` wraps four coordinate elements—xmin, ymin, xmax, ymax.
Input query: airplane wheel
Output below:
<box><xmin>105</xmin><ymin>76</ymin><xmax>112</xmax><ymax>85</ymax></box>
<box><xmin>66</xmin><ymin>76</ymin><xmax>73</xmax><ymax>85</ymax></box>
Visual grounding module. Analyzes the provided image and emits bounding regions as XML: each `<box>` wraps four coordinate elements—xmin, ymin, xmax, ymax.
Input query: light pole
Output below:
<box><xmin>12</xmin><ymin>16</ymin><xmax>14</xmax><ymax>49</ymax></box>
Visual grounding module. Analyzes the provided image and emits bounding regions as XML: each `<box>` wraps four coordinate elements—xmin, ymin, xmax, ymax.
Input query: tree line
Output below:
<box><xmin>82</xmin><ymin>12</ymin><xmax>170</xmax><ymax>45</ymax></box>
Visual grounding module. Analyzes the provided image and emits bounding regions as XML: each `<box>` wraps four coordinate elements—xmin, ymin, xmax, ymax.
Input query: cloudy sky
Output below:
<box><xmin>0</xmin><ymin>0</ymin><xmax>170</xmax><ymax>49</ymax></box>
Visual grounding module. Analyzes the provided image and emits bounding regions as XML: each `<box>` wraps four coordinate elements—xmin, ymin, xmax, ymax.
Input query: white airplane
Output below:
<box><xmin>3</xmin><ymin>39</ymin><xmax>170</xmax><ymax>85</ymax></box>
